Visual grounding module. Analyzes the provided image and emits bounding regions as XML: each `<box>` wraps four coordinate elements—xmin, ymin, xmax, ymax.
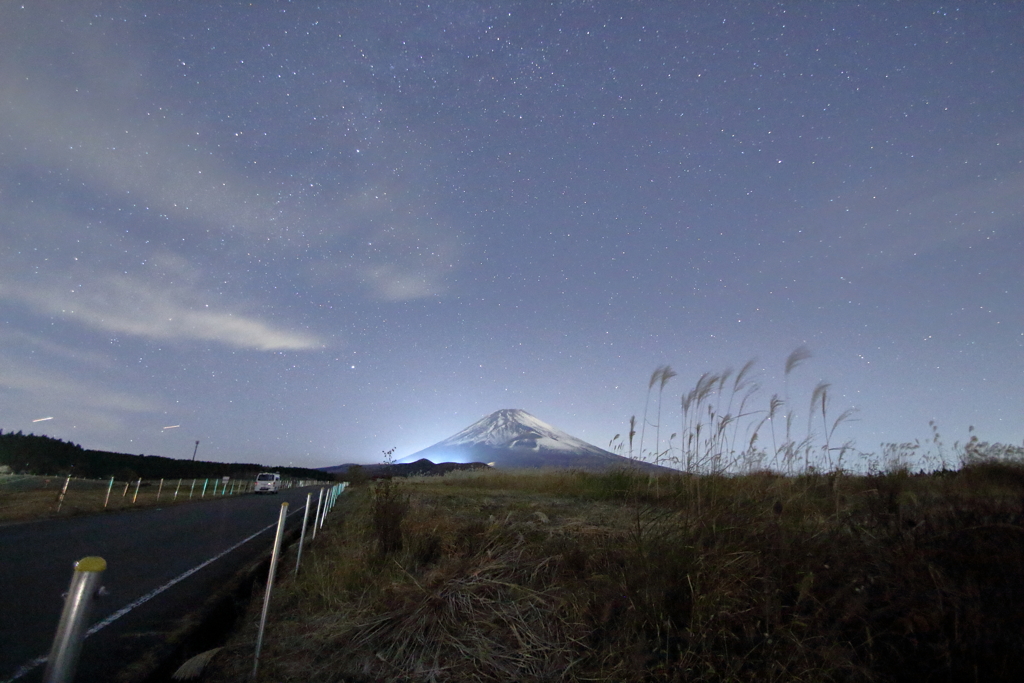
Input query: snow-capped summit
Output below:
<box><xmin>396</xmin><ymin>408</ymin><xmax>659</xmax><ymax>471</ymax></box>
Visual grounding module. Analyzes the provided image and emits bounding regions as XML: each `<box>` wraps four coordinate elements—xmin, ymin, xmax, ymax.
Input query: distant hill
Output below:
<box><xmin>394</xmin><ymin>409</ymin><xmax>671</xmax><ymax>472</ymax></box>
<box><xmin>320</xmin><ymin>458</ymin><xmax>490</xmax><ymax>479</ymax></box>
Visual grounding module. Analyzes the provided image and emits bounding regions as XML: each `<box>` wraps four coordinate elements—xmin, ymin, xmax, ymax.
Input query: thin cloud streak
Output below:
<box><xmin>0</xmin><ymin>359</ymin><xmax>164</xmax><ymax>416</ymax></box>
<box><xmin>1</xmin><ymin>273</ymin><xmax>322</xmax><ymax>351</ymax></box>
<box><xmin>1</xmin><ymin>36</ymin><xmax>461</xmax><ymax>306</ymax></box>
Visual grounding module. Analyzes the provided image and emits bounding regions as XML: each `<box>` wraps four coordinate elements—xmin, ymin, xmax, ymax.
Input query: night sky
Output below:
<box><xmin>2</xmin><ymin>2</ymin><xmax>1021</xmax><ymax>469</ymax></box>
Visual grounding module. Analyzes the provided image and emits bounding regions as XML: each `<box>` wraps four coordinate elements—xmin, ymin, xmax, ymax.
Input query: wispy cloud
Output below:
<box><xmin>0</xmin><ymin>20</ymin><xmax>461</xmax><ymax>306</ymax></box>
<box><xmin>0</xmin><ymin>357</ymin><xmax>165</xmax><ymax>438</ymax></box>
<box><xmin>790</xmin><ymin>136</ymin><xmax>1024</xmax><ymax>274</ymax></box>
<box><xmin>1</xmin><ymin>269</ymin><xmax>323</xmax><ymax>351</ymax></box>
<box><xmin>0</xmin><ymin>329</ymin><xmax>115</xmax><ymax>369</ymax></box>
<box><xmin>0</xmin><ymin>360</ymin><xmax>163</xmax><ymax>415</ymax></box>
<box><xmin>359</xmin><ymin>262</ymin><xmax>446</xmax><ymax>301</ymax></box>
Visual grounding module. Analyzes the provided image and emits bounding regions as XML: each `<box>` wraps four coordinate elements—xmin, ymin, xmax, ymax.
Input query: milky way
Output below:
<box><xmin>1</xmin><ymin>2</ymin><xmax>1021</xmax><ymax>468</ymax></box>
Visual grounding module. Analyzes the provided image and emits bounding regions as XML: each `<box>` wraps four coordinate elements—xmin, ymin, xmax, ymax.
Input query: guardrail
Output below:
<box><xmin>0</xmin><ymin>474</ymin><xmax>332</xmax><ymax>521</ymax></box>
<box><xmin>252</xmin><ymin>482</ymin><xmax>346</xmax><ymax>679</ymax></box>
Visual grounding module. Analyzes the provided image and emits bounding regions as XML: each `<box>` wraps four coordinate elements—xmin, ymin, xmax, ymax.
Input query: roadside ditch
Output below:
<box><xmin>126</xmin><ymin>525</ymin><xmax>305</xmax><ymax>683</ymax></box>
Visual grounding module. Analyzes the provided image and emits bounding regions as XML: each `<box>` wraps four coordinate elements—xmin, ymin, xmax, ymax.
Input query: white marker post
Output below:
<box><xmin>294</xmin><ymin>493</ymin><xmax>313</xmax><ymax>577</ymax></box>
<box><xmin>253</xmin><ymin>502</ymin><xmax>289</xmax><ymax>680</ymax></box>
<box><xmin>55</xmin><ymin>474</ymin><xmax>72</xmax><ymax>513</ymax></box>
<box><xmin>318</xmin><ymin>488</ymin><xmax>330</xmax><ymax>530</ymax></box>
<box><xmin>311</xmin><ymin>488</ymin><xmax>324</xmax><ymax>541</ymax></box>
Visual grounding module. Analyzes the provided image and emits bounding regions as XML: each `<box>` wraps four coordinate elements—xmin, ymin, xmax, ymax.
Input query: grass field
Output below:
<box><xmin>200</xmin><ymin>462</ymin><xmax>1024</xmax><ymax>682</ymax></box>
<box><xmin>0</xmin><ymin>474</ymin><xmax>254</xmax><ymax>523</ymax></box>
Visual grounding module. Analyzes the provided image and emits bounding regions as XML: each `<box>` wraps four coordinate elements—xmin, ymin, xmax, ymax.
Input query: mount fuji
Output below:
<box><xmin>396</xmin><ymin>408</ymin><xmax>663</xmax><ymax>471</ymax></box>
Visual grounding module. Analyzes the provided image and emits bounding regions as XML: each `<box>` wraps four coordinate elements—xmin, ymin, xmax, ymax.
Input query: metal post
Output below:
<box><xmin>189</xmin><ymin>478</ymin><xmax>196</xmax><ymax>499</ymax></box>
<box><xmin>201</xmin><ymin>478</ymin><xmax>208</xmax><ymax>498</ymax></box>
<box><xmin>253</xmin><ymin>503</ymin><xmax>289</xmax><ymax>680</ymax></box>
<box><xmin>174</xmin><ymin>478</ymin><xmax>182</xmax><ymax>500</ymax></box>
<box><xmin>318</xmin><ymin>488</ymin><xmax>329</xmax><ymax>529</ymax></box>
<box><xmin>132</xmin><ymin>478</ymin><xmax>142</xmax><ymax>504</ymax></box>
<box><xmin>294</xmin><ymin>493</ymin><xmax>313</xmax><ymax>577</ymax></box>
<box><xmin>311</xmin><ymin>488</ymin><xmax>324</xmax><ymax>540</ymax></box>
<box><xmin>157</xmin><ymin>478</ymin><xmax>164</xmax><ymax>501</ymax></box>
<box><xmin>122</xmin><ymin>480</ymin><xmax>130</xmax><ymax>497</ymax></box>
<box><xmin>103</xmin><ymin>477</ymin><xmax>114</xmax><ymax>509</ymax></box>
<box><xmin>43</xmin><ymin>556</ymin><xmax>106</xmax><ymax>683</ymax></box>
<box><xmin>55</xmin><ymin>474</ymin><xmax>72</xmax><ymax>513</ymax></box>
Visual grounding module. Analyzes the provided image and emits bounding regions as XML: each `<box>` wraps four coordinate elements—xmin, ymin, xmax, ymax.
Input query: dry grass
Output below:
<box><xmin>206</xmin><ymin>464</ymin><xmax>1024</xmax><ymax>682</ymax></box>
<box><xmin>0</xmin><ymin>475</ymin><xmax>245</xmax><ymax>523</ymax></box>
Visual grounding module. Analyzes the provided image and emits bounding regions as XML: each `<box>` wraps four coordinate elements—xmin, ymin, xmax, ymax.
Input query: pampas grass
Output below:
<box><xmin>204</xmin><ymin>459</ymin><xmax>1024</xmax><ymax>682</ymax></box>
<box><xmin>658</xmin><ymin>349</ymin><xmax>864</xmax><ymax>479</ymax></box>
<box><xmin>198</xmin><ymin>352</ymin><xmax>1024</xmax><ymax>682</ymax></box>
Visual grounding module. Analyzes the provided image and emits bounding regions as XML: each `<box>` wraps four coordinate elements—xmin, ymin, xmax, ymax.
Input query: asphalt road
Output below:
<box><xmin>0</xmin><ymin>486</ymin><xmax>328</xmax><ymax>682</ymax></box>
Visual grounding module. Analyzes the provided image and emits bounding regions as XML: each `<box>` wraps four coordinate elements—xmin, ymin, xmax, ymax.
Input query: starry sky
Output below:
<box><xmin>1</xmin><ymin>2</ymin><xmax>1021</xmax><ymax>469</ymax></box>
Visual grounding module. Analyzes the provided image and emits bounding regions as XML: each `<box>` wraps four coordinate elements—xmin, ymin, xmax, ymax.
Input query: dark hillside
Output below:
<box><xmin>0</xmin><ymin>430</ymin><xmax>333</xmax><ymax>481</ymax></box>
<box><xmin>321</xmin><ymin>458</ymin><xmax>490</xmax><ymax>480</ymax></box>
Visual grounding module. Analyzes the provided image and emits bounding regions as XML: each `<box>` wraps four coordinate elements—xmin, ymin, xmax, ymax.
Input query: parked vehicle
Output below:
<box><xmin>254</xmin><ymin>472</ymin><xmax>281</xmax><ymax>494</ymax></box>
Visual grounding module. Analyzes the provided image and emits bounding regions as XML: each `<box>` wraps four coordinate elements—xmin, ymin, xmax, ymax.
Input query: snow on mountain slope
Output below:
<box><xmin>395</xmin><ymin>408</ymin><xmax>668</xmax><ymax>471</ymax></box>
<box><xmin>439</xmin><ymin>408</ymin><xmax>596</xmax><ymax>453</ymax></box>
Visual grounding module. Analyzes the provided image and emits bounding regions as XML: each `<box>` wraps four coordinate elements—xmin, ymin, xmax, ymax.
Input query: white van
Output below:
<box><xmin>254</xmin><ymin>472</ymin><xmax>281</xmax><ymax>494</ymax></box>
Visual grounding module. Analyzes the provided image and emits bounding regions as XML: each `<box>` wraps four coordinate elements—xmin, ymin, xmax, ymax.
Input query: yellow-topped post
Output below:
<box><xmin>73</xmin><ymin>556</ymin><xmax>106</xmax><ymax>573</ymax></box>
<box><xmin>43</xmin><ymin>556</ymin><xmax>106</xmax><ymax>683</ymax></box>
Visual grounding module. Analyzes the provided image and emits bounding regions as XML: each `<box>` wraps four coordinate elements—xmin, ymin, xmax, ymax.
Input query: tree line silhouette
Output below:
<box><xmin>0</xmin><ymin>430</ymin><xmax>335</xmax><ymax>482</ymax></box>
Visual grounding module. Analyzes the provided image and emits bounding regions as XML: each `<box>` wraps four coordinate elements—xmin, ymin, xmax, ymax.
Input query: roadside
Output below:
<box><xmin>201</xmin><ymin>466</ymin><xmax>1024</xmax><ymax>682</ymax></box>
<box><xmin>0</xmin><ymin>474</ymin><xmax>286</xmax><ymax>525</ymax></box>
<box><xmin>0</xmin><ymin>486</ymin><xmax>323</xmax><ymax>683</ymax></box>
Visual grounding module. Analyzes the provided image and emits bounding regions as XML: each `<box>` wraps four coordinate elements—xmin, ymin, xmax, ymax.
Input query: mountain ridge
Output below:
<box><xmin>395</xmin><ymin>408</ymin><xmax>668</xmax><ymax>472</ymax></box>
<box><xmin>318</xmin><ymin>458</ymin><xmax>489</xmax><ymax>478</ymax></box>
